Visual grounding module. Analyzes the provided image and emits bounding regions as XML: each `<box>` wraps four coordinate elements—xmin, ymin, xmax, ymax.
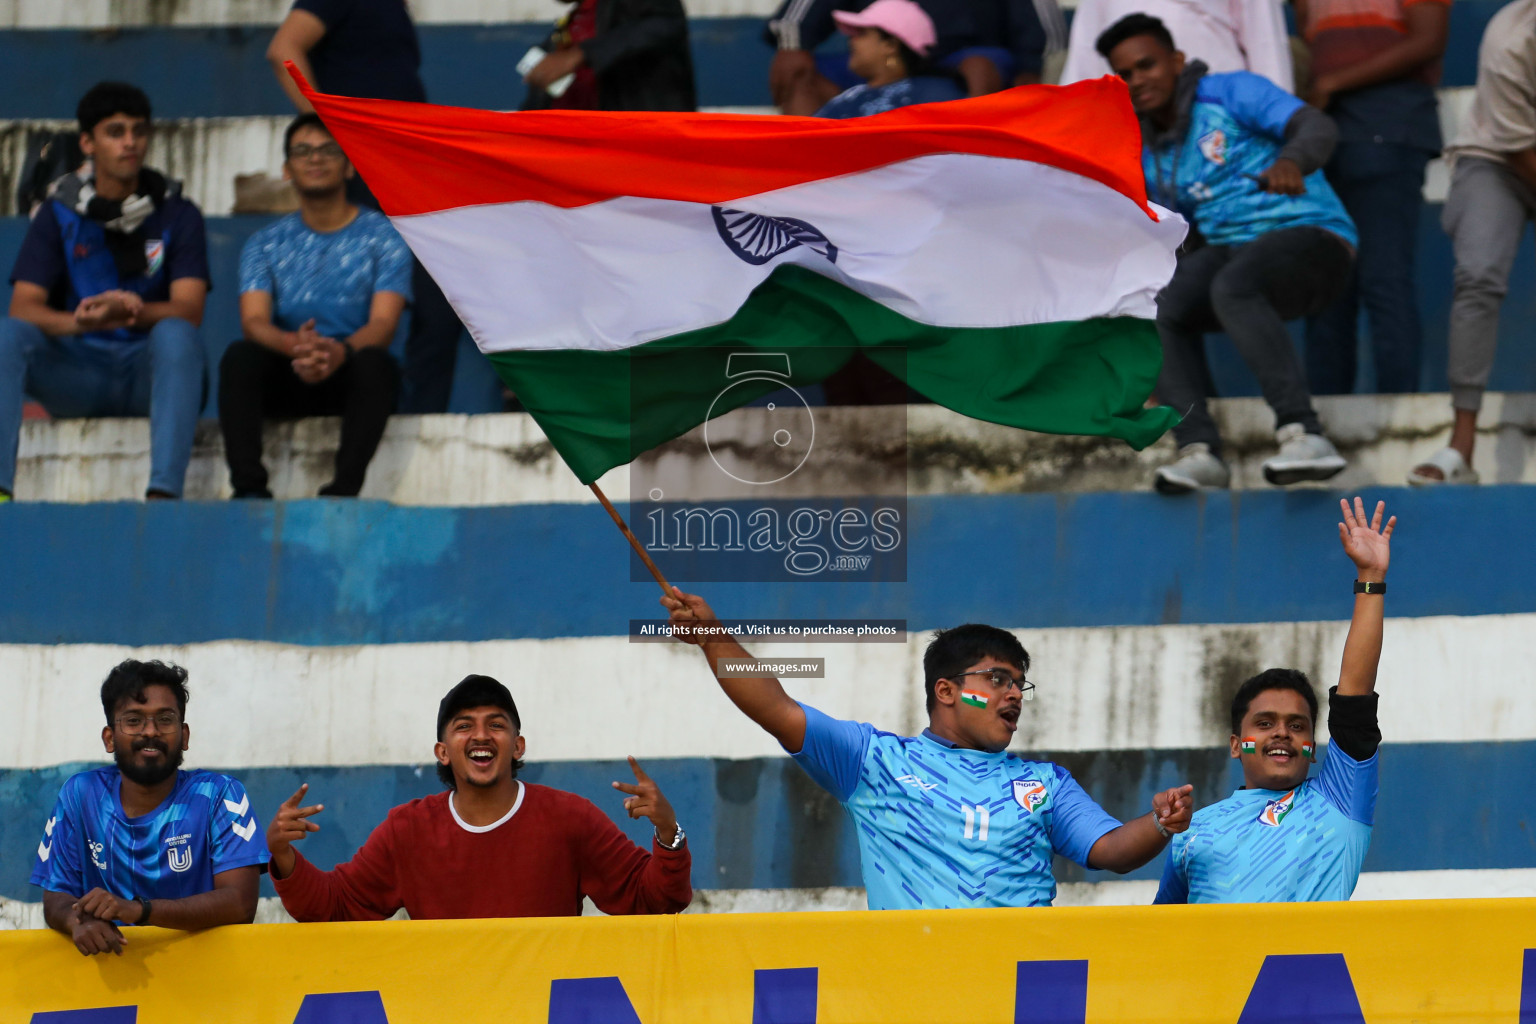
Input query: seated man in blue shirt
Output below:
<box><xmin>661</xmin><ymin>593</ymin><xmax>1194</xmax><ymax>909</ymax></box>
<box><xmin>31</xmin><ymin>660</ymin><xmax>267</xmax><ymax>956</ymax></box>
<box><xmin>218</xmin><ymin>113</ymin><xmax>411</xmax><ymax>498</ymax></box>
<box><xmin>1100</xmin><ymin>14</ymin><xmax>1356</xmax><ymax>495</ymax></box>
<box><xmin>1156</xmin><ymin>497</ymin><xmax>1392</xmax><ymax>904</ymax></box>
<box><xmin>0</xmin><ymin>81</ymin><xmax>209</xmax><ymax>502</ymax></box>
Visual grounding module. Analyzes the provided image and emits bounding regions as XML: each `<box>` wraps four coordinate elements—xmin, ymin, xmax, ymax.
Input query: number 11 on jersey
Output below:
<box><xmin>962</xmin><ymin>804</ymin><xmax>990</xmax><ymax>841</ymax></box>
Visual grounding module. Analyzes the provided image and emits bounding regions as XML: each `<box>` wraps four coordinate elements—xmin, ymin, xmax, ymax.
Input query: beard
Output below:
<box><xmin>115</xmin><ymin>737</ymin><xmax>183</xmax><ymax>786</ymax></box>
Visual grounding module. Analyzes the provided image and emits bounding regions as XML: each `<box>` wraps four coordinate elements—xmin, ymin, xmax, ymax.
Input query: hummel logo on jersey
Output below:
<box><xmin>1012</xmin><ymin>779</ymin><xmax>1048</xmax><ymax>814</ymax></box>
<box><xmin>37</xmin><ymin>816</ymin><xmax>58</xmax><ymax>862</ymax></box>
<box><xmin>89</xmin><ymin>839</ymin><xmax>107</xmax><ymax>870</ymax></box>
<box><xmin>231</xmin><ymin>818</ymin><xmax>258</xmax><ymax>841</ymax></box>
<box><xmin>224</xmin><ymin>793</ymin><xmax>249</xmax><ymax>816</ymax></box>
<box><xmin>895</xmin><ymin>774</ymin><xmax>939</xmax><ymax>791</ymax></box>
<box><xmin>1258</xmin><ymin>790</ymin><xmax>1297</xmax><ymax>828</ymax></box>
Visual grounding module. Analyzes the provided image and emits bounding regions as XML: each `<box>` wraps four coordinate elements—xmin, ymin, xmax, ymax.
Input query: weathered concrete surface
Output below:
<box><xmin>13</xmin><ymin>393</ymin><xmax>1536</xmax><ymax>504</ymax></box>
<box><xmin>5</xmin><ymin>0</ymin><xmax>833</xmax><ymax>28</ymax></box>
<box><xmin>3</xmin><ymin>614</ymin><xmax>1530</xmax><ymax>769</ymax></box>
<box><xmin>2</xmin><ymin>116</ymin><xmax>290</xmax><ymax>220</ymax></box>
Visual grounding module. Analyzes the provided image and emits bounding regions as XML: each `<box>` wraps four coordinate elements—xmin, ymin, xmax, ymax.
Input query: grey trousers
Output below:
<box><xmin>1443</xmin><ymin>155</ymin><xmax>1536</xmax><ymax>411</ymax></box>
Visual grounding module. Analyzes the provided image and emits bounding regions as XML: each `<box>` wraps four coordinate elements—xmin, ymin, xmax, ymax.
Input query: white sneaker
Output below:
<box><xmin>1262</xmin><ymin>423</ymin><xmax>1346</xmax><ymax>486</ymax></box>
<box><xmin>1154</xmin><ymin>443</ymin><xmax>1231</xmax><ymax>494</ymax></box>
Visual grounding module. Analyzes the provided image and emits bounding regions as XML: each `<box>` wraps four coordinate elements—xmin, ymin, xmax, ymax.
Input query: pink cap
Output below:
<box><xmin>833</xmin><ymin>0</ymin><xmax>937</xmax><ymax>57</ymax></box>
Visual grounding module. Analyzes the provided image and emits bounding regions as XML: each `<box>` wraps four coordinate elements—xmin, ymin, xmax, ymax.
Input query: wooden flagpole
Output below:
<box><xmin>589</xmin><ymin>482</ymin><xmax>674</xmax><ymax>595</ymax></box>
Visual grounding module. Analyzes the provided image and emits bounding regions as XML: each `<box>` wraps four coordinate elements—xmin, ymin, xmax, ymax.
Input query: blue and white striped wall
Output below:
<box><xmin>2</xmin><ymin>488</ymin><xmax>1533</xmax><ymax>919</ymax></box>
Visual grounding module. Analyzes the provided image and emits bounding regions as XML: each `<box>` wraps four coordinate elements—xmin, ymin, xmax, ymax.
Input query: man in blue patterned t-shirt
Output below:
<box><xmin>660</xmin><ymin>594</ymin><xmax>1195</xmax><ymax>910</ymax></box>
<box><xmin>31</xmin><ymin>660</ymin><xmax>267</xmax><ymax>956</ymax></box>
<box><xmin>218</xmin><ymin>112</ymin><xmax>412</xmax><ymax>499</ymax></box>
<box><xmin>1155</xmin><ymin>497</ymin><xmax>1393</xmax><ymax>904</ymax></box>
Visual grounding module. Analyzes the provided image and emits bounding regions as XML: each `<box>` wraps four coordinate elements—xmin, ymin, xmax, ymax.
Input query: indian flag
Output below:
<box><xmin>296</xmin><ymin>71</ymin><xmax>1184</xmax><ymax>484</ymax></box>
<box><xmin>960</xmin><ymin>691</ymin><xmax>989</xmax><ymax>709</ymax></box>
<box><xmin>1241</xmin><ymin>739</ymin><xmax>1258</xmax><ymax>755</ymax></box>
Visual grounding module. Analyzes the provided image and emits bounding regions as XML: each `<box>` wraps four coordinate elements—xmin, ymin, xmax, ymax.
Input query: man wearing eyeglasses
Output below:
<box><xmin>30</xmin><ymin>660</ymin><xmax>267</xmax><ymax>956</ymax></box>
<box><xmin>217</xmin><ymin>112</ymin><xmax>410</xmax><ymax>499</ymax></box>
<box><xmin>661</xmin><ymin>592</ymin><xmax>1194</xmax><ymax>909</ymax></box>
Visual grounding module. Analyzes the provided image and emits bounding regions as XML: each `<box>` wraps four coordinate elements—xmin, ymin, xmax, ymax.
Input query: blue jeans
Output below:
<box><xmin>0</xmin><ymin>316</ymin><xmax>206</xmax><ymax>496</ymax></box>
<box><xmin>1305</xmin><ymin>141</ymin><xmax>1431</xmax><ymax>394</ymax></box>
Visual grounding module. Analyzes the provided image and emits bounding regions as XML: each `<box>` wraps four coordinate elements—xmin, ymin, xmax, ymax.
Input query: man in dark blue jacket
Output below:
<box><xmin>1101</xmin><ymin>14</ymin><xmax>1357</xmax><ymax>495</ymax></box>
<box><xmin>0</xmin><ymin>82</ymin><xmax>208</xmax><ymax>502</ymax></box>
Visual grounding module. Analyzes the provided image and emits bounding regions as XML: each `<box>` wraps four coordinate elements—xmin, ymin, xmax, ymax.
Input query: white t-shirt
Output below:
<box><xmin>1446</xmin><ymin>0</ymin><xmax>1536</xmax><ymax>167</ymax></box>
<box><xmin>1060</xmin><ymin>0</ymin><xmax>1294</xmax><ymax>93</ymax></box>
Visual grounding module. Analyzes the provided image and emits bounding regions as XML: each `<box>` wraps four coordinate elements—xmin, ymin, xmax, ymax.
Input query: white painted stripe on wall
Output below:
<box><xmin>3</xmin><ymin>869</ymin><xmax>1531</xmax><ymax>929</ymax></box>
<box><xmin>1</xmin><ymin>0</ymin><xmax>789</xmax><ymax>29</ymax></box>
<box><xmin>2</xmin><ymin>612</ymin><xmax>1531</xmax><ymax>769</ymax></box>
<box><xmin>0</xmin><ymin>89</ymin><xmax>1472</xmax><ymax>217</ymax></box>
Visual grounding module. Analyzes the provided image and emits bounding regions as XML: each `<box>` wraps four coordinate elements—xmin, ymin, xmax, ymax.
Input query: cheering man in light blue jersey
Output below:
<box><xmin>1155</xmin><ymin>497</ymin><xmax>1393</xmax><ymax>904</ymax></box>
<box><xmin>661</xmin><ymin>594</ymin><xmax>1194</xmax><ymax>909</ymax></box>
<box><xmin>31</xmin><ymin>660</ymin><xmax>266</xmax><ymax>955</ymax></box>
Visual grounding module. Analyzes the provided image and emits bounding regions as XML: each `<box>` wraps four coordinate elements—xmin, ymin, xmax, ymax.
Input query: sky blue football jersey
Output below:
<box><xmin>791</xmin><ymin>703</ymin><xmax>1120</xmax><ymax>910</ymax></box>
<box><xmin>1154</xmin><ymin>743</ymin><xmax>1377</xmax><ymax>904</ymax></box>
<box><xmin>30</xmin><ymin>766</ymin><xmax>269</xmax><ymax>913</ymax></box>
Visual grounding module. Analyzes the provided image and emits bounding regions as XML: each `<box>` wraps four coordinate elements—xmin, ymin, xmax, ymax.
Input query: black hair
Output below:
<box><xmin>923</xmin><ymin>625</ymin><xmax>1029</xmax><ymax>713</ymax></box>
<box><xmin>1229</xmin><ymin>668</ymin><xmax>1319</xmax><ymax>734</ymax></box>
<box><xmin>77</xmin><ymin>82</ymin><xmax>152</xmax><ymax>135</ymax></box>
<box><xmin>283</xmin><ymin>112</ymin><xmax>335</xmax><ymax>157</ymax></box>
<box><xmin>436</xmin><ymin>675</ymin><xmax>525</xmax><ymax>788</ymax></box>
<box><xmin>1095</xmin><ymin>13</ymin><xmax>1176</xmax><ymax>60</ymax></box>
<box><xmin>101</xmin><ymin>660</ymin><xmax>188</xmax><ymax>726</ymax></box>
<box><xmin>873</xmin><ymin>28</ymin><xmax>939</xmax><ymax>80</ymax></box>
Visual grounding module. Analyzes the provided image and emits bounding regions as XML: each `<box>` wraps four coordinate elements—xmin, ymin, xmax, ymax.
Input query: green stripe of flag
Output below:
<box><xmin>487</xmin><ymin>265</ymin><xmax>1178</xmax><ymax>484</ymax></box>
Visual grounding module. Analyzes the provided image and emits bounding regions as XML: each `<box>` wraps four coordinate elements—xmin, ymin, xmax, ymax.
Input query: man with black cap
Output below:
<box><xmin>265</xmin><ymin>675</ymin><xmax>692</xmax><ymax>919</ymax></box>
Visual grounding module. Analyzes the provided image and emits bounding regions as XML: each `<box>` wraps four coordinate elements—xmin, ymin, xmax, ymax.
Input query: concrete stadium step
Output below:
<box><xmin>13</xmin><ymin>393</ymin><xmax>1536</xmax><ymax>503</ymax></box>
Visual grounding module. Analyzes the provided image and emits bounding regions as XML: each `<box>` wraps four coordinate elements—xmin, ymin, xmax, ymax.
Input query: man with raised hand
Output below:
<box><xmin>1155</xmin><ymin>497</ymin><xmax>1393</xmax><ymax>904</ymax></box>
<box><xmin>266</xmin><ymin>674</ymin><xmax>692</xmax><ymax>920</ymax></box>
<box><xmin>659</xmin><ymin>599</ymin><xmax>1194</xmax><ymax>909</ymax></box>
<box><xmin>31</xmin><ymin>660</ymin><xmax>266</xmax><ymax>956</ymax></box>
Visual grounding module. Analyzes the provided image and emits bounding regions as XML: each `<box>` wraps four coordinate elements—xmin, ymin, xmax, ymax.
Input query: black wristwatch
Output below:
<box><xmin>1353</xmin><ymin>580</ymin><xmax>1386</xmax><ymax>595</ymax></box>
<box><xmin>136</xmin><ymin>895</ymin><xmax>152</xmax><ymax>925</ymax></box>
<box><xmin>338</xmin><ymin>339</ymin><xmax>355</xmax><ymax>363</ymax></box>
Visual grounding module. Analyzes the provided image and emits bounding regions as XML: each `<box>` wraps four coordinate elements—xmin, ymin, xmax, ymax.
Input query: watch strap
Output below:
<box><xmin>1353</xmin><ymin>580</ymin><xmax>1386</xmax><ymax>595</ymax></box>
<box><xmin>656</xmin><ymin>823</ymin><xmax>686</xmax><ymax>850</ymax></box>
<box><xmin>137</xmin><ymin>895</ymin><xmax>152</xmax><ymax>925</ymax></box>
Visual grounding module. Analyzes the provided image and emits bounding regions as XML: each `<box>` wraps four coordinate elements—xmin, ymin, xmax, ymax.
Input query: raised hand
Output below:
<box><xmin>611</xmin><ymin>756</ymin><xmax>679</xmax><ymax>847</ymax></box>
<box><xmin>266</xmin><ymin>783</ymin><xmax>324</xmax><ymax>879</ymax></box>
<box><xmin>1338</xmin><ymin>497</ymin><xmax>1394</xmax><ymax>581</ymax></box>
<box><xmin>1153</xmin><ymin>784</ymin><xmax>1194</xmax><ymax>835</ymax></box>
<box><xmin>658</xmin><ymin>587</ymin><xmax>726</xmax><ymax>647</ymax></box>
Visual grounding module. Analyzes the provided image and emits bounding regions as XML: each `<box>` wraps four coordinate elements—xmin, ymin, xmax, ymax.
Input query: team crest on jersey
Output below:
<box><xmin>1012</xmin><ymin>778</ymin><xmax>1048</xmax><ymax>814</ymax></box>
<box><xmin>1197</xmin><ymin>128</ymin><xmax>1227</xmax><ymax>166</ymax></box>
<box><xmin>1258</xmin><ymin>789</ymin><xmax>1297</xmax><ymax>828</ymax></box>
<box><xmin>143</xmin><ymin>239</ymin><xmax>165</xmax><ymax>278</ymax></box>
<box><xmin>164</xmin><ymin>833</ymin><xmax>192</xmax><ymax>873</ymax></box>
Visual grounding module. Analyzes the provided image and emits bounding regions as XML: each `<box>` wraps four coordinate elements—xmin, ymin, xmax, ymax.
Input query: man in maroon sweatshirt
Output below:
<box><xmin>266</xmin><ymin>674</ymin><xmax>692</xmax><ymax>919</ymax></box>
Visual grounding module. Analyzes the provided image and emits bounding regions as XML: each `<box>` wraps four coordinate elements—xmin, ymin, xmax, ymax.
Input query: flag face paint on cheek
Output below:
<box><xmin>1302</xmin><ymin>743</ymin><xmax>1315</xmax><ymax>759</ymax></box>
<box><xmin>1240</xmin><ymin>739</ymin><xmax>1257</xmax><ymax>755</ymax></box>
<box><xmin>960</xmin><ymin>691</ymin><xmax>989</xmax><ymax>708</ymax></box>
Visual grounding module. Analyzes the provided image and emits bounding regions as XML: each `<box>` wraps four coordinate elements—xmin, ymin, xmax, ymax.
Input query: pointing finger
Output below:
<box><xmin>628</xmin><ymin>756</ymin><xmax>652</xmax><ymax>783</ymax></box>
<box><xmin>285</xmin><ymin>784</ymin><xmax>308</xmax><ymax>807</ymax></box>
<box><xmin>612</xmin><ymin>781</ymin><xmax>642</xmax><ymax>796</ymax></box>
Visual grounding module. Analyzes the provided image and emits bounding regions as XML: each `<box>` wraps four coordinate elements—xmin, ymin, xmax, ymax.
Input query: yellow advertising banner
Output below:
<box><xmin>4</xmin><ymin>898</ymin><xmax>1534</xmax><ymax>1023</ymax></box>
